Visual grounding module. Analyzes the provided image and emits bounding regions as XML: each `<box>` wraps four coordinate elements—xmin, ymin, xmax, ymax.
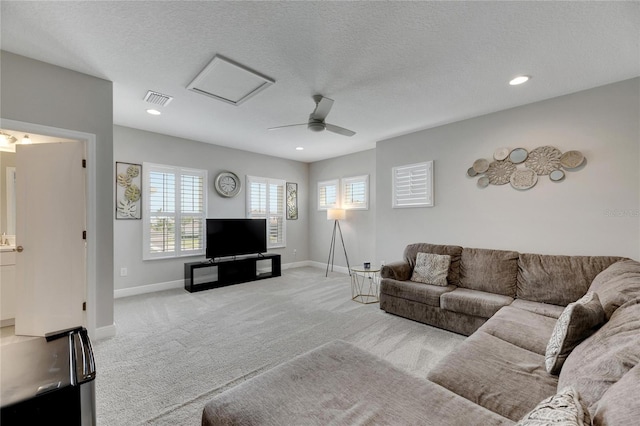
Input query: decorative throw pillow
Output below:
<box><xmin>545</xmin><ymin>292</ymin><xmax>605</xmax><ymax>375</ymax></box>
<box><xmin>516</xmin><ymin>386</ymin><xmax>591</xmax><ymax>426</ymax></box>
<box><xmin>410</xmin><ymin>252</ymin><xmax>451</xmax><ymax>286</ymax></box>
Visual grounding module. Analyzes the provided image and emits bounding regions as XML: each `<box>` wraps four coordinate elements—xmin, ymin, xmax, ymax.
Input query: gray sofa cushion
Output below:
<box><xmin>441</xmin><ymin>288</ymin><xmax>513</xmax><ymax>319</ymax></box>
<box><xmin>588</xmin><ymin>259</ymin><xmax>640</xmax><ymax>319</ymax></box>
<box><xmin>477</xmin><ymin>306</ymin><xmax>557</xmax><ymax>355</ymax></box>
<box><xmin>592</xmin><ymin>362</ymin><xmax>640</xmax><ymax>425</ymax></box>
<box><xmin>459</xmin><ymin>247</ymin><xmax>519</xmax><ymax>296</ymax></box>
<box><xmin>428</xmin><ymin>331</ymin><xmax>558</xmax><ymax>421</ymax></box>
<box><xmin>558</xmin><ymin>302</ymin><xmax>640</xmax><ymax>415</ymax></box>
<box><xmin>516</xmin><ymin>253</ymin><xmax>623</xmax><ymax>306</ymax></box>
<box><xmin>510</xmin><ymin>299</ymin><xmax>565</xmax><ymax>319</ymax></box>
<box><xmin>403</xmin><ymin>243</ymin><xmax>463</xmax><ymax>286</ymax></box>
<box><xmin>381</xmin><ymin>278</ymin><xmax>455</xmax><ymax>307</ymax></box>
<box><xmin>202</xmin><ymin>340</ymin><xmax>514</xmax><ymax>426</ymax></box>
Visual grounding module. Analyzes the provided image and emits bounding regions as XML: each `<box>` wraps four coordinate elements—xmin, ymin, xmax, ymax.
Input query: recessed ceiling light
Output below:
<box><xmin>509</xmin><ymin>75</ymin><xmax>530</xmax><ymax>86</ymax></box>
<box><xmin>146</xmin><ymin>109</ymin><xmax>161</xmax><ymax>115</ymax></box>
<box><xmin>295</xmin><ymin>147</ymin><xmax>304</xmax><ymax>151</ymax></box>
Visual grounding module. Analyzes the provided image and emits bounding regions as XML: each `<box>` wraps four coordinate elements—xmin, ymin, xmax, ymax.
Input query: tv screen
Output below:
<box><xmin>206</xmin><ymin>218</ymin><xmax>267</xmax><ymax>259</ymax></box>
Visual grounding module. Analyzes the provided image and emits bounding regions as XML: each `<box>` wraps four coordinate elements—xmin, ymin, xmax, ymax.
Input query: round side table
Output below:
<box><xmin>350</xmin><ymin>267</ymin><xmax>381</xmax><ymax>304</ymax></box>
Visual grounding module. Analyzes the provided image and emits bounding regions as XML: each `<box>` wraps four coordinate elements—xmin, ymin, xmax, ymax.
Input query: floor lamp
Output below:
<box><xmin>326</xmin><ymin>208</ymin><xmax>351</xmax><ymax>277</ymax></box>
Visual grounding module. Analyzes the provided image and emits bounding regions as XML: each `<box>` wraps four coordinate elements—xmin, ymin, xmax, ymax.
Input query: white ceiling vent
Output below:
<box><xmin>187</xmin><ymin>55</ymin><xmax>275</xmax><ymax>106</ymax></box>
<box><xmin>144</xmin><ymin>90</ymin><xmax>173</xmax><ymax>107</ymax></box>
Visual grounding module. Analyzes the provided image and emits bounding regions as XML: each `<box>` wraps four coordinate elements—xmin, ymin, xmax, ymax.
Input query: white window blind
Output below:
<box><xmin>318</xmin><ymin>179</ymin><xmax>339</xmax><ymax>210</ymax></box>
<box><xmin>342</xmin><ymin>175</ymin><xmax>369</xmax><ymax>210</ymax></box>
<box><xmin>143</xmin><ymin>163</ymin><xmax>207</xmax><ymax>259</ymax></box>
<box><xmin>392</xmin><ymin>161</ymin><xmax>433</xmax><ymax>208</ymax></box>
<box><xmin>247</xmin><ymin>176</ymin><xmax>286</xmax><ymax>248</ymax></box>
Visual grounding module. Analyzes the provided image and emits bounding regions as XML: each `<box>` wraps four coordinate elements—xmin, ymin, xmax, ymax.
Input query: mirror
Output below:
<box><xmin>1</xmin><ymin>151</ymin><xmax>16</xmax><ymax>236</ymax></box>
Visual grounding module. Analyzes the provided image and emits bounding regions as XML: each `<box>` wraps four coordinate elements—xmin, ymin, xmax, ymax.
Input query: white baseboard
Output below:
<box><xmin>94</xmin><ymin>323</ymin><xmax>116</xmax><ymax>340</ymax></box>
<box><xmin>282</xmin><ymin>260</ymin><xmax>313</xmax><ymax>270</ymax></box>
<box><xmin>307</xmin><ymin>261</ymin><xmax>350</xmax><ymax>275</ymax></box>
<box><xmin>114</xmin><ymin>279</ymin><xmax>183</xmax><ymax>299</ymax></box>
<box><xmin>112</xmin><ymin>262</ymin><xmax>347</xmax><ymax>302</ymax></box>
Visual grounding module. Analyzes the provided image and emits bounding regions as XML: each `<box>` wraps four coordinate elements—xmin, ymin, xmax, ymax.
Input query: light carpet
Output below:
<box><xmin>94</xmin><ymin>267</ymin><xmax>465</xmax><ymax>425</ymax></box>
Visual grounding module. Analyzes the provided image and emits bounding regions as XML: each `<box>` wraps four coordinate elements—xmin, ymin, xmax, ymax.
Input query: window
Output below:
<box><xmin>317</xmin><ymin>179</ymin><xmax>339</xmax><ymax>210</ymax></box>
<box><xmin>392</xmin><ymin>161</ymin><xmax>433</xmax><ymax>208</ymax></box>
<box><xmin>342</xmin><ymin>175</ymin><xmax>369</xmax><ymax>210</ymax></box>
<box><xmin>143</xmin><ymin>163</ymin><xmax>207</xmax><ymax>260</ymax></box>
<box><xmin>247</xmin><ymin>176</ymin><xmax>286</xmax><ymax>248</ymax></box>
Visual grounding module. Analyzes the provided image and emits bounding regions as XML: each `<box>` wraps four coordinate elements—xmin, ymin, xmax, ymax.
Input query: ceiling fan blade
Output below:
<box><xmin>311</xmin><ymin>96</ymin><xmax>334</xmax><ymax>121</ymax></box>
<box><xmin>325</xmin><ymin>123</ymin><xmax>356</xmax><ymax>137</ymax></box>
<box><xmin>268</xmin><ymin>123</ymin><xmax>307</xmax><ymax>131</ymax></box>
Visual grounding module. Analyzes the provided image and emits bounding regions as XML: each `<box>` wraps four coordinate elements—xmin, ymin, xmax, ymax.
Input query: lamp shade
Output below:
<box><xmin>327</xmin><ymin>208</ymin><xmax>345</xmax><ymax>221</ymax></box>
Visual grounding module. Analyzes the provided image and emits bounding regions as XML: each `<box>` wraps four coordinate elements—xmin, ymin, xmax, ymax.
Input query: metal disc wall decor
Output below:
<box><xmin>472</xmin><ymin>158</ymin><xmax>490</xmax><ymax>173</ymax></box>
<box><xmin>494</xmin><ymin>147</ymin><xmax>510</xmax><ymax>161</ymax></box>
<box><xmin>560</xmin><ymin>151</ymin><xmax>585</xmax><ymax>169</ymax></box>
<box><xmin>467</xmin><ymin>145</ymin><xmax>585</xmax><ymax>191</ymax></box>
<box><xmin>509</xmin><ymin>148</ymin><xmax>528</xmax><ymax>164</ymax></box>
<box><xmin>524</xmin><ymin>146</ymin><xmax>562</xmax><ymax>175</ymax></box>
<box><xmin>477</xmin><ymin>176</ymin><xmax>489</xmax><ymax>188</ymax></box>
<box><xmin>486</xmin><ymin>160</ymin><xmax>516</xmax><ymax>185</ymax></box>
<box><xmin>510</xmin><ymin>169</ymin><xmax>538</xmax><ymax>190</ymax></box>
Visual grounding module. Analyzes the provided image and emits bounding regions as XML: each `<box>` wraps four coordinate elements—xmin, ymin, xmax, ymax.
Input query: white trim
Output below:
<box><xmin>392</xmin><ymin>160</ymin><xmax>434</xmax><ymax>208</ymax></box>
<box><xmin>308</xmin><ymin>260</ymin><xmax>350</xmax><ymax>275</ymax></box>
<box><xmin>5</xmin><ymin>167</ymin><xmax>16</xmax><ymax>234</ymax></box>
<box><xmin>0</xmin><ymin>118</ymin><xmax>98</xmax><ymax>340</ymax></box>
<box><xmin>317</xmin><ymin>179</ymin><xmax>339</xmax><ymax>210</ymax></box>
<box><xmin>94</xmin><ymin>323</ymin><xmax>117</xmax><ymax>340</ymax></box>
<box><xmin>342</xmin><ymin>174</ymin><xmax>369</xmax><ymax>210</ymax></box>
<box><xmin>114</xmin><ymin>279</ymin><xmax>183</xmax><ymax>299</ymax></box>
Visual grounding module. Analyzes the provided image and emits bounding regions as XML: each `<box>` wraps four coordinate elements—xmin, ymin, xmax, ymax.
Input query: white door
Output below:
<box><xmin>14</xmin><ymin>142</ymin><xmax>86</xmax><ymax>337</ymax></box>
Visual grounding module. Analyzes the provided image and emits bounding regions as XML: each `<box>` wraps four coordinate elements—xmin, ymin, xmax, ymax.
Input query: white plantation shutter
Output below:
<box><xmin>342</xmin><ymin>175</ymin><xmax>369</xmax><ymax>210</ymax></box>
<box><xmin>144</xmin><ymin>163</ymin><xmax>207</xmax><ymax>259</ymax></box>
<box><xmin>247</xmin><ymin>176</ymin><xmax>286</xmax><ymax>248</ymax></box>
<box><xmin>392</xmin><ymin>161</ymin><xmax>434</xmax><ymax>208</ymax></box>
<box><xmin>318</xmin><ymin>179</ymin><xmax>339</xmax><ymax>210</ymax></box>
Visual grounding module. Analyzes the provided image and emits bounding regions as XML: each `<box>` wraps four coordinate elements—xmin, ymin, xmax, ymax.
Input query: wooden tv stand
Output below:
<box><xmin>184</xmin><ymin>253</ymin><xmax>281</xmax><ymax>293</ymax></box>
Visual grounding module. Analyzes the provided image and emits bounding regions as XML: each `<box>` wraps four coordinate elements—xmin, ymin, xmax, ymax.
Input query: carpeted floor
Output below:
<box><xmin>94</xmin><ymin>267</ymin><xmax>465</xmax><ymax>425</ymax></box>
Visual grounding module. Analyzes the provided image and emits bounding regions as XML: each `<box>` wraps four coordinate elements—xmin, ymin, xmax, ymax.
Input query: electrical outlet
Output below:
<box><xmin>120</xmin><ymin>267</ymin><xmax>127</xmax><ymax>277</ymax></box>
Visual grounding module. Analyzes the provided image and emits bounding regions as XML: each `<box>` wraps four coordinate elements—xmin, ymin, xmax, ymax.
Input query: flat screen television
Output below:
<box><xmin>206</xmin><ymin>218</ymin><xmax>267</xmax><ymax>259</ymax></box>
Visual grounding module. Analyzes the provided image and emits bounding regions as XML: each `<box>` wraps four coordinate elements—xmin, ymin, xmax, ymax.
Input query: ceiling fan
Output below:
<box><xmin>268</xmin><ymin>95</ymin><xmax>356</xmax><ymax>137</ymax></box>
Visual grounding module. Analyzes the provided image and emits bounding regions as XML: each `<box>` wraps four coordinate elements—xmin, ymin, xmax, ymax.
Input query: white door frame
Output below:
<box><xmin>0</xmin><ymin>118</ymin><xmax>97</xmax><ymax>339</ymax></box>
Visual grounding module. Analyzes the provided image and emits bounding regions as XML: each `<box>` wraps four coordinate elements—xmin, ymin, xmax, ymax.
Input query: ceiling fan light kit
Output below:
<box><xmin>269</xmin><ymin>95</ymin><xmax>356</xmax><ymax>137</ymax></box>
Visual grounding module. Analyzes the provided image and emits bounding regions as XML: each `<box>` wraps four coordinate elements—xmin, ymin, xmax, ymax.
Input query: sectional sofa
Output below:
<box><xmin>202</xmin><ymin>244</ymin><xmax>640</xmax><ymax>425</ymax></box>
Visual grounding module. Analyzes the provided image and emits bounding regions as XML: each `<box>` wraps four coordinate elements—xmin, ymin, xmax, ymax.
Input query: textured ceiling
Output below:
<box><xmin>1</xmin><ymin>1</ymin><xmax>639</xmax><ymax>162</ymax></box>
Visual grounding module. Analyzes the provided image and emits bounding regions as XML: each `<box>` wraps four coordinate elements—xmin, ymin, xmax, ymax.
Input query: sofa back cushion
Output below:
<box><xmin>591</xmin><ymin>362</ymin><xmax>640</xmax><ymax>425</ymax></box>
<box><xmin>459</xmin><ymin>247</ymin><xmax>519</xmax><ymax>297</ymax></box>
<box><xmin>557</xmin><ymin>301</ymin><xmax>640</xmax><ymax>413</ymax></box>
<box><xmin>588</xmin><ymin>259</ymin><xmax>640</xmax><ymax>319</ymax></box>
<box><xmin>403</xmin><ymin>243</ymin><xmax>463</xmax><ymax>286</ymax></box>
<box><xmin>516</xmin><ymin>254</ymin><xmax>623</xmax><ymax>306</ymax></box>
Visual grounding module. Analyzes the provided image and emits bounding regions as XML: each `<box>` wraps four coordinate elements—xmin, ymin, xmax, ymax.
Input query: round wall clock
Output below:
<box><xmin>214</xmin><ymin>171</ymin><xmax>241</xmax><ymax>198</ymax></box>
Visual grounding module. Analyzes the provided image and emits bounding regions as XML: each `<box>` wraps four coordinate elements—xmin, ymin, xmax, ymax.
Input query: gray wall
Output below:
<box><xmin>0</xmin><ymin>51</ymin><xmax>114</xmax><ymax>329</ymax></box>
<box><xmin>376</xmin><ymin>78</ymin><xmax>640</xmax><ymax>263</ymax></box>
<box><xmin>113</xmin><ymin>125</ymin><xmax>309</xmax><ymax>290</ymax></box>
<box><xmin>309</xmin><ymin>149</ymin><xmax>376</xmax><ymax>269</ymax></box>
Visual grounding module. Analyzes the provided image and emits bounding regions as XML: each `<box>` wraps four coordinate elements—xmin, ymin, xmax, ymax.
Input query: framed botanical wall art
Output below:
<box><xmin>286</xmin><ymin>182</ymin><xmax>298</xmax><ymax>220</ymax></box>
<box><xmin>115</xmin><ymin>162</ymin><xmax>142</xmax><ymax>219</ymax></box>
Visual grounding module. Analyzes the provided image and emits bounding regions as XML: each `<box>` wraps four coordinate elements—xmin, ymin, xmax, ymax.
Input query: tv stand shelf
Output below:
<box><xmin>184</xmin><ymin>254</ymin><xmax>281</xmax><ymax>293</ymax></box>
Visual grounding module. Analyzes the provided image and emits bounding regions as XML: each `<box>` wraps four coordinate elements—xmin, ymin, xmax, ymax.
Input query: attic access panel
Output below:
<box><xmin>187</xmin><ymin>55</ymin><xmax>275</xmax><ymax>106</ymax></box>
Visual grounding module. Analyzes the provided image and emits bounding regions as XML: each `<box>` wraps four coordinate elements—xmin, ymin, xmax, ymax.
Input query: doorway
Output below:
<box><xmin>0</xmin><ymin>119</ymin><xmax>97</xmax><ymax>338</ymax></box>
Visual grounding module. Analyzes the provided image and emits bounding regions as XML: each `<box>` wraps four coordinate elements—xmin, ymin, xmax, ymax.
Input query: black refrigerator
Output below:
<box><xmin>1</xmin><ymin>327</ymin><xmax>96</xmax><ymax>425</ymax></box>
